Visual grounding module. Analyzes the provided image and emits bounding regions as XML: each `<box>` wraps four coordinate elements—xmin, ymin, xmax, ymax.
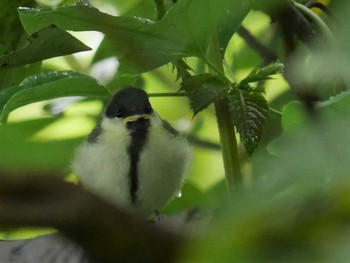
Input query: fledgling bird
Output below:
<box><xmin>72</xmin><ymin>87</ymin><xmax>191</xmax><ymax>216</ymax></box>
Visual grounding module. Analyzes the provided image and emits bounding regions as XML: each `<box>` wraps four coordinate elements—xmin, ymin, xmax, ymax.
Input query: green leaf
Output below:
<box><xmin>281</xmin><ymin>90</ymin><xmax>350</xmax><ymax>133</ymax></box>
<box><xmin>181</xmin><ymin>74</ymin><xmax>228</xmax><ymax>116</ymax></box>
<box><xmin>92</xmin><ymin>37</ymin><xmax>116</xmax><ymax>64</ymax></box>
<box><xmin>172</xmin><ymin>59</ymin><xmax>193</xmax><ymax>80</ymax></box>
<box><xmin>318</xmin><ymin>90</ymin><xmax>350</xmax><ymax>116</ymax></box>
<box><xmin>0</xmin><ymin>71</ymin><xmax>110</xmax><ymax>123</ymax></box>
<box><xmin>18</xmin><ymin>1</ymin><xmax>250</xmax><ymax>74</ymax></box>
<box><xmin>229</xmin><ymin>88</ymin><xmax>268</xmax><ymax>154</ymax></box>
<box><xmin>238</xmin><ymin>62</ymin><xmax>284</xmax><ymax>88</ymax></box>
<box><xmin>0</xmin><ymin>118</ymin><xmax>82</xmax><ymax>174</ymax></box>
<box><xmin>0</xmin><ymin>25</ymin><xmax>91</xmax><ymax>69</ymax></box>
<box><xmin>0</xmin><ymin>1</ymin><xmax>33</xmax><ymax>55</ymax></box>
<box><xmin>162</xmin><ymin>182</ymin><xmax>207</xmax><ymax>215</ymax></box>
<box><xmin>0</xmin><ymin>1</ymin><xmax>36</xmax><ymax>89</ymax></box>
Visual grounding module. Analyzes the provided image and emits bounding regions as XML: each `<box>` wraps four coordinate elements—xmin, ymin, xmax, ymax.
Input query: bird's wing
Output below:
<box><xmin>87</xmin><ymin>125</ymin><xmax>103</xmax><ymax>143</ymax></box>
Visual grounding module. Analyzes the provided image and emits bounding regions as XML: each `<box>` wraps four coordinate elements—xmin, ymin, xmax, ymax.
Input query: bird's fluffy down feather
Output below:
<box><xmin>72</xmin><ymin>111</ymin><xmax>191</xmax><ymax>216</ymax></box>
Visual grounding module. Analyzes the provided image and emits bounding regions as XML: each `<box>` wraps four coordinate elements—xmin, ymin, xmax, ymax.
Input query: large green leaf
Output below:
<box><xmin>229</xmin><ymin>88</ymin><xmax>268</xmax><ymax>154</ymax></box>
<box><xmin>0</xmin><ymin>71</ymin><xmax>110</xmax><ymax>123</ymax></box>
<box><xmin>181</xmin><ymin>74</ymin><xmax>228</xmax><ymax>116</ymax></box>
<box><xmin>0</xmin><ymin>25</ymin><xmax>91</xmax><ymax>69</ymax></box>
<box><xmin>18</xmin><ymin>0</ymin><xmax>250</xmax><ymax>74</ymax></box>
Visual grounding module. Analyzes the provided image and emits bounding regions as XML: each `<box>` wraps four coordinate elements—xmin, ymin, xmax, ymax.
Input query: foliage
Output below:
<box><xmin>17</xmin><ymin>0</ymin><xmax>248</xmax><ymax>74</ymax></box>
<box><xmin>0</xmin><ymin>25</ymin><xmax>91</xmax><ymax>69</ymax></box>
<box><xmin>1</xmin><ymin>0</ymin><xmax>350</xmax><ymax>262</ymax></box>
<box><xmin>181</xmin><ymin>74</ymin><xmax>228</xmax><ymax>116</ymax></box>
<box><xmin>0</xmin><ymin>71</ymin><xmax>109</xmax><ymax>122</ymax></box>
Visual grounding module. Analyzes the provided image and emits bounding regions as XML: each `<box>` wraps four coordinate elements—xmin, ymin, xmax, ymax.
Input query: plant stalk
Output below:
<box><xmin>214</xmin><ymin>100</ymin><xmax>242</xmax><ymax>191</ymax></box>
<box><xmin>148</xmin><ymin>92</ymin><xmax>186</xmax><ymax>97</ymax></box>
<box><xmin>206</xmin><ymin>32</ymin><xmax>242</xmax><ymax>195</ymax></box>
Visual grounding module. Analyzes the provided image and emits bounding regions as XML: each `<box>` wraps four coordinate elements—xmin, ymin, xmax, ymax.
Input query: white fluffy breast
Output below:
<box><xmin>72</xmin><ymin>118</ymin><xmax>132</xmax><ymax>208</ymax></box>
<box><xmin>137</xmin><ymin>115</ymin><xmax>191</xmax><ymax>215</ymax></box>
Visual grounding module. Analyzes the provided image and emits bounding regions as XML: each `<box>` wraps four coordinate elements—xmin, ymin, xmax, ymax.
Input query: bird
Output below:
<box><xmin>72</xmin><ymin>87</ymin><xmax>191</xmax><ymax>216</ymax></box>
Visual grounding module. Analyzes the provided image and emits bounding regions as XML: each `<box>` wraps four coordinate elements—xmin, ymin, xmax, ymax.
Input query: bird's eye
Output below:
<box><xmin>115</xmin><ymin>110</ymin><xmax>124</xmax><ymax>118</ymax></box>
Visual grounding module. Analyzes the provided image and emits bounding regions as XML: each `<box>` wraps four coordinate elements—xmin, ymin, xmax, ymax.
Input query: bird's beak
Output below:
<box><xmin>123</xmin><ymin>114</ymin><xmax>151</xmax><ymax>124</ymax></box>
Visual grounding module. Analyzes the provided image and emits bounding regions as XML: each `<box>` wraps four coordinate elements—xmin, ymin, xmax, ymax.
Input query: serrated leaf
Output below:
<box><xmin>18</xmin><ymin>1</ymin><xmax>250</xmax><ymax>74</ymax></box>
<box><xmin>239</xmin><ymin>62</ymin><xmax>284</xmax><ymax>88</ymax></box>
<box><xmin>0</xmin><ymin>71</ymin><xmax>110</xmax><ymax>123</ymax></box>
<box><xmin>0</xmin><ymin>25</ymin><xmax>91</xmax><ymax>69</ymax></box>
<box><xmin>229</xmin><ymin>88</ymin><xmax>268</xmax><ymax>154</ymax></box>
<box><xmin>181</xmin><ymin>74</ymin><xmax>228</xmax><ymax>116</ymax></box>
<box><xmin>172</xmin><ymin>59</ymin><xmax>192</xmax><ymax>80</ymax></box>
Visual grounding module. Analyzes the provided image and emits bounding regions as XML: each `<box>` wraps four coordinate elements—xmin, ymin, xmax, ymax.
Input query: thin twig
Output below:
<box><xmin>269</xmin><ymin>107</ymin><xmax>282</xmax><ymax>118</ymax></box>
<box><xmin>148</xmin><ymin>92</ymin><xmax>186</xmax><ymax>97</ymax></box>
<box><xmin>237</xmin><ymin>26</ymin><xmax>278</xmax><ymax>64</ymax></box>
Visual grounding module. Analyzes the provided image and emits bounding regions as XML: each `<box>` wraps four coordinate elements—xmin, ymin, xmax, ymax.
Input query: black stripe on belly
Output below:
<box><xmin>126</xmin><ymin>118</ymin><xmax>150</xmax><ymax>204</ymax></box>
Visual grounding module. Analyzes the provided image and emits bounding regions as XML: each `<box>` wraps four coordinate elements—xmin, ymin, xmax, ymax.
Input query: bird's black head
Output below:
<box><xmin>105</xmin><ymin>87</ymin><xmax>153</xmax><ymax>119</ymax></box>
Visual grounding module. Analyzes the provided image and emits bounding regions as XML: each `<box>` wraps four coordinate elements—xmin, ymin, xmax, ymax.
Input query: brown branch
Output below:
<box><xmin>0</xmin><ymin>173</ymin><xmax>182</xmax><ymax>263</ymax></box>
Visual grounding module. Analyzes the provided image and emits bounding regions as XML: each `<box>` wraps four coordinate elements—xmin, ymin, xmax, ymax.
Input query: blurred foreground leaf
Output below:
<box><xmin>267</xmin><ymin>90</ymin><xmax>350</xmax><ymax>190</ymax></box>
<box><xmin>288</xmin><ymin>3</ymin><xmax>350</xmax><ymax>96</ymax></box>
<box><xmin>185</xmin><ymin>178</ymin><xmax>350</xmax><ymax>263</ymax></box>
<box><xmin>281</xmin><ymin>90</ymin><xmax>350</xmax><ymax>132</ymax></box>
<box><xmin>185</xmin><ymin>108</ymin><xmax>350</xmax><ymax>262</ymax></box>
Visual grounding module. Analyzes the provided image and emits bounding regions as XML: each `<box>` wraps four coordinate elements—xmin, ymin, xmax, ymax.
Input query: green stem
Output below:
<box><xmin>269</xmin><ymin>107</ymin><xmax>282</xmax><ymax>118</ymax></box>
<box><xmin>207</xmin><ymin>32</ymin><xmax>242</xmax><ymax>195</ymax></box>
<box><xmin>214</xmin><ymin>101</ymin><xmax>242</xmax><ymax>190</ymax></box>
<box><xmin>148</xmin><ymin>92</ymin><xmax>186</xmax><ymax>97</ymax></box>
<box><xmin>202</xmin><ymin>56</ymin><xmax>227</xmax><ymax>82</ymax></box>
<box><xmin>223</xmin><ymin>58</ymin><xmax>237</xmax><ymax>83</ymax></box>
